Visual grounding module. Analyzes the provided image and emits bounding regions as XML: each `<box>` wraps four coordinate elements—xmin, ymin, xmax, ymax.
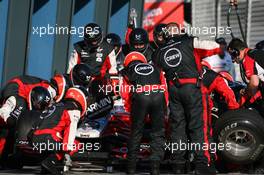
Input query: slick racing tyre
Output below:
<box><xmin>215</xmin><ymin>109</ymin><xmax>264</xmax><ymax>164</ymax></box>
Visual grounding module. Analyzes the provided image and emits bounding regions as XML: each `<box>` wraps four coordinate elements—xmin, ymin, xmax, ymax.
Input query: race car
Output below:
<box><xmin>2</xmin><ymin>73</ymin><xmax>264</xmax><ymax>174</ymax></box>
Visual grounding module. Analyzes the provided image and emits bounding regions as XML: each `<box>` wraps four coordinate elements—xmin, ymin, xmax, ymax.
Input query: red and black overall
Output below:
<box><xmin>154</xmin><ymin>35</ymin><xmax>221</xmax><ymax>166</ymax></box>
<box><xmin>0</xmin><ymin>75</ymin><xmax>49</xmax><ymax>157</ymax></box>
<box><xmin>31</xmin><ymin>102</ymin><xmax>81</xmax><ymax>161</ymax></box>
<box><xmin>121</xmin><ymin>62</ymin><xmax>168</xmax><ymax>163</ymax></box>
<box><xmin>240</xmin><ymin>49</ymin><xmax>264</xmax><ymax>115</ymax></box>
<box><xmin>67</xmin><ymin>40</ymin><xmax>119</xmax><ymax>98</ymax></box>
<box><xmin>1</xmin><ymin>75</ymin><xmax>50</xmax><ymax>122</ymax></box>
<box><xmin>202</xmin><ymin>67</ymin><xmax>239</xmax><ymax>136</ymax></box>
<box><xmin>67</xmin><ymin>40</ymin><xmax>117</xmax><ymax>79</ymax></box>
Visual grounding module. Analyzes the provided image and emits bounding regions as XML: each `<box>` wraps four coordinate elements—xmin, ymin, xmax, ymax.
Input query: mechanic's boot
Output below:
<box><xmin>150</xmin><ymin>161</ymin><xmax>160</xmax><ymax>175</ymax></box>
<box><xmin>41</xmin><ymin>154</ymin><xmax>62</xmax><ymax>175</ymax></box>
<box><xmin>195</xmin><ymin>163</ymin><xmax>216</xmax><ymax>175</ymax></box>
<box><xmin>126</xmin><ymin>161</ymin><xmax>136</xmax><ymax>174</ymax></box>
<box><xmin>172</xmin><ymin>163</ymin><xmax>186</xmax><ymax>174</ymax></box>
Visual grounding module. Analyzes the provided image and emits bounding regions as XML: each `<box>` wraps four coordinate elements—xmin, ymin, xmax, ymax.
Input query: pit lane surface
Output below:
<box><xmin>0</xmin><ymin>166</ymin><xmax>124</xmax><ymax>175</ymax></box>
<box><xmin>0</xmin><ymin>166</ymin><xmax>145</xmax><ymax>174</ymax></box>
<box><xmin>0</xmin><ymin>166</ymin><xmax>246</xmax><ymax>175</ymax></box>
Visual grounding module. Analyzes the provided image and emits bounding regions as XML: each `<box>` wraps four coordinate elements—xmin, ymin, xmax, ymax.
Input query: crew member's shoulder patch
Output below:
<box><xmin>134</xmin><ymin>63</ymin><xmax>154</xmax><ymax>76</ymax></box>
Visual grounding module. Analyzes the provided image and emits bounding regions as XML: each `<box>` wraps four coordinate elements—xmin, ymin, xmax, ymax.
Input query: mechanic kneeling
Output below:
<box><xmin>0</xmin><ymin>75</ymin><xmax>54</xmax><ymax>127</ymax></box>
<box><xmin>29</xmin><ymin>87</ymin><xmax>88</xmax><ymax>175</ymax></box>
<box><xmin>228</xmin><ymin>38</ymin><xmax>264</xmax><ymax>114</ymax></box>
<box><xmin>201</xmin><ymin>61</ymin><xmax>240</xmax><ymax>137</ymax></box>
<box><xmin>121</xmin><ymin>52</ymin><xmax>168</xmax><ymax>175</ymax></box>
<box><xmin>201</xmin><ymin>61</ymin><xmax>240</xmax><ymax>111</ymax></box>
<box><xmin>0</xmin><ymin>86</ymin><xmax>52</xmax><ymax>167</ymax></box>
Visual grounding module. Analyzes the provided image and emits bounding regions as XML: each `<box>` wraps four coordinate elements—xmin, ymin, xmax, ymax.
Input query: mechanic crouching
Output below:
<box><xmin>228</xmin><ymin>38</ymin><xmax>264</xmax><ymax>114</ymax></box>
<box><xmin>0</xmin><ymin>86</ymin><xmax>52</xmax><ymax>167</ymax></box>
<box><xmin>201</xmin><ymin>60</ymin><xmax>240</xmax><ymax>111</ymax></box>
<box><xmin>29</xmin><ymin>87</ymin><xmax>89</xmax><ymax>175</ymax></box>
<box><xmin>0</xmin><ymin>75</ymin><xmax>54</xmax><ymax>127</ymax></box>
<box><xmin>0</xmin><ymin>75</ymin><xmax>55</xmax><ymax>161</ymax></box>
<box><xmin>121</xmin><ymin>52</ymin><xmax>168</xmax><ymax>175</ymax></box>
<box><xmin>201</xmin><ymin>61</ymin><xmax>240</xmax><ymax>136</ymax></box>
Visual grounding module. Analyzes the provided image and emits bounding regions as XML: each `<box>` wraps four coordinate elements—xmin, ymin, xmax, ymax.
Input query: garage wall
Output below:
<box><xmin>0</xmin><ymin>0</ymin><xmax>9</xmax><ymax>85</ymax></box>
<box><xmin>0</xmin><ymin>0</ymin><xmax>144</xmax><ymax>86</ymax></box>
<box><xmin>192</xmin><ymin>0</ymin><xmax>264</xmax><ymax>48</ymax></box>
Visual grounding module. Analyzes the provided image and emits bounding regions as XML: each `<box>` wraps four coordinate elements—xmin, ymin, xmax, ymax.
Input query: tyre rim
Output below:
<box><xmin>225</xmin><ymin>129</ymin><xmax>256</xmax><ymax>157</ymax></box>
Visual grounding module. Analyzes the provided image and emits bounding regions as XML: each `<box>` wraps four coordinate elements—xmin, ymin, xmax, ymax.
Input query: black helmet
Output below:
<box><xmin>29</xmin><ymin>86</ymin><xmax>51</xmax><ymax>110</ymax></box>
<box><xmin>153</xmin><ymin>23</ymin><xmax>166</xmax><ymax>46</ymax></box>
<box><xmin>129</xmin><ymin>28</ymin><xmax>149</xmax><ymax>52</ymax></box>
<box><xmin>84</xmin><ymin>23</ymin><xmax>103</xmax><ymax>48</ymax></box>
<box><xmin>256</xmin><ymin>40</ymin><xmax>264</xmax><ymax>50</ymax></box>
<box><xmin>104</xmin><ymin>33</ymin><xmax>121</xmax><ymax>47</ymax></box>
<box><xmin>104</xmin><ymin>33</ymin><xmax>122</xmax><ymax>54</ymax></box>
<box><xmin>70</xmin><ymin>63</ymin><xmax>92</xmax><ymax>86</ymax></box>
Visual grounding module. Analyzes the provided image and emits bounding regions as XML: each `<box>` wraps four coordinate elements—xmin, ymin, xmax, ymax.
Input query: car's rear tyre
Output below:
<box><xmin>214</xmin><ymin>108</ymin><xmax>264</xmax><ymax>164</ymax></box>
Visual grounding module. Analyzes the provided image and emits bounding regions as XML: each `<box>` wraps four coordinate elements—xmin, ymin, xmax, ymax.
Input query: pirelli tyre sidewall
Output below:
<box><xmin>215</xmin><ymin>108</ymin><xmax>264</xmax><ymax>164</ymax></box>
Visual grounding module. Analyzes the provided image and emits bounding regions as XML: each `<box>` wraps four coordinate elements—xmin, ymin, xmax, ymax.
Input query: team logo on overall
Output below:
<box><xmin>106</xmin><ymin>38</ymin><xmax>112</xmax><ymax>44</ymax></box>
<box><xmin>96</xmin><ymin>47</ymin><xmax>103</xmax><ymax>62</ymax></box>
<box><xmin>134</xmin><ymin>63</ymin><xmax>154</xmax><ymax>76</ymax></box>
<box><xmin>44</xmin><ymin>95</ymin><xmax>51</xmax><ymax>103</ymax></box>
<box><xmin>135</xmin><ymin>34</ymin><xmax>141</xmax><ymax>40</ymax></box>
<box><xmin>80</xmin><ymin>50</ymin><xmax>89</xmax><ymax>57</ymax></box>
<box><xmin>164</xmin><ymin>48</ymin><xmax>182</xmax><ymax>67</ymax></box>
<box><xmin>41</xmin><ymin>105</ymin><xmax>56</xmax><ymax>119</ymax></box>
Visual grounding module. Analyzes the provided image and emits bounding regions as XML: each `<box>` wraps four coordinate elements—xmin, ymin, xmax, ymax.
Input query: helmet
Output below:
<box><xmin>84</xmin><ymin>23</ymin><xmax>103</xmax><ymax>48</ymax></box>
<box><xmin>104</xmin><ymin>33</ymin><xmax>122</xmax><ymax>55</ymax></box>
<box><xmin>50</xmin><ymin>74</ymin><xmax>67</xmax><ymax>102</ymax></box>
<box><xmin>123</xmin><ymin>51</ymin><xmax>147</xmax><ymax>68</ymax></box>
<box><xmin>70</xmin><ymin>64</ymin><xmax>92</xmax><ymax>86</ymax></box>
<box><xmin>29</xmin><ymin>86</ymin><xmax>51</xmax><ymax>110</ymax></box>
<box><xmin>256</xmin><ymin>40</ymin><xmax>264</xmax><ymax>50</ymax></box>
<box><xmin>153</xmin><ymin>23</ymin><xmax>166</xmax><ymax>46</ymax></box>
<box><xmin>64</xmin><ymin>87</ymin><xmax>88</xmax><ymax>116</ymax></box>
<box><xmin>129</xmin><ymin>28</ymin><xmax>149</xmax><ymax>52</ymax></box>
<box><xmin>104</xmin><ymin>33</ymin><xmax>121</xmax><ymax>48</ymax></box>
